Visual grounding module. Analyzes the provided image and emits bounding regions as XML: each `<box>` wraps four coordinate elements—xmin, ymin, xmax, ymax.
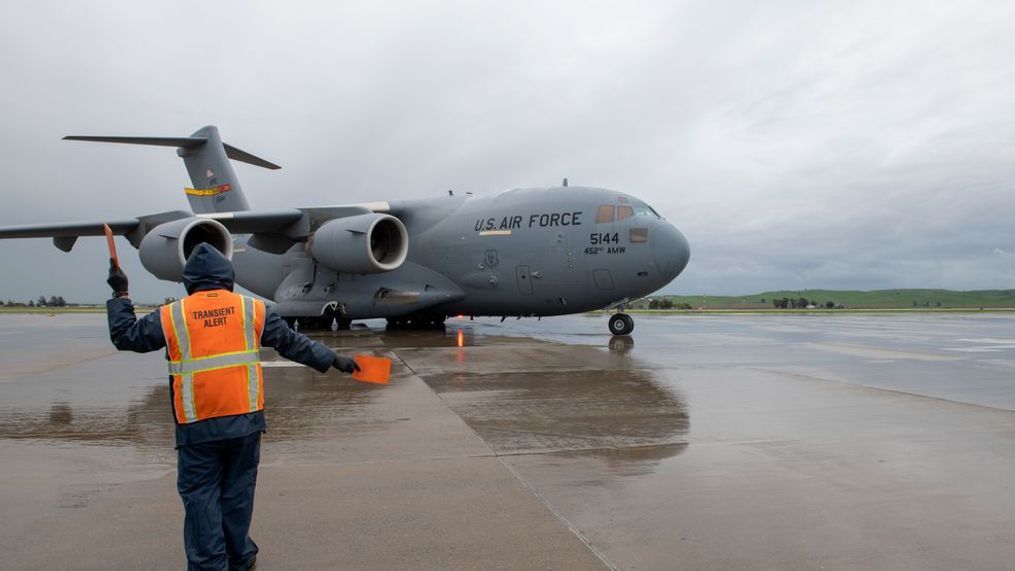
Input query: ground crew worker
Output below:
<box><xmin>105</xmin><ymin>242</ymin><xmax>359</xmax><ymax>570</ymax></box>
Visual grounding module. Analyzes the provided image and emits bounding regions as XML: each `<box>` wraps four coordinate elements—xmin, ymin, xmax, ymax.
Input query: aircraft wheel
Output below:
<box><xmin>303</xmin><ymin>317</ymin><xmax>334</xmax><ymax>330</ymax></box>
<box><xmin>609</xmin><ymin>313</ymin><xmax>635</xmax><ymax>336</ymax></box>
<box><xmin>420</xmin><ymin>314</ymin><xmax>446</xmax><ymax>330</ymax></box>
<box><xmin>609</xmin><ymin>335</ymin><xmax>634</xmax><ymax>353</ymax></box>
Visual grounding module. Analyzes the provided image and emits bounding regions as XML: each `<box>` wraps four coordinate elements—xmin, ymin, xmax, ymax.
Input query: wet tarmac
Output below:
<box><xmin>2</xmin><ymin>312</ymin><xmax>1015</xmax><ymax>568</ymax></box>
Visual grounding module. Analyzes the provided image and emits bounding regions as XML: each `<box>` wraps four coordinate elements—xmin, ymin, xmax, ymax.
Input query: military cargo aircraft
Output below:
<box><xmin>0</xmin><ymin>126</ymin><xmax>689</xmax><ymax>335</ymax></box>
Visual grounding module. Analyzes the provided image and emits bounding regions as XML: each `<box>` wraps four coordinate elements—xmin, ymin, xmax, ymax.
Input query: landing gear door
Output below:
<box><xmin>516</xmin><ymin>265</ymin><xmax>534</xmax><ymax>296</ymax></box>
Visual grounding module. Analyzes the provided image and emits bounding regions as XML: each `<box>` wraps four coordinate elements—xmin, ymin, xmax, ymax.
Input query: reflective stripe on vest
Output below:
<box><xmin>169</xmin><ymin>298</ymin><xmax>198</xmax><ymax>423</ymax></box>
<box><xmin>167</xmin><ymin>350</ymin><xmax>261</xmax><ymax>375</ymax></box>
<box><xmin>161</xmin><ymin>292</ymin><xmax>265</xmax><ymax>424</ymax></box>
<box><xmin>241</xmin><ymin>295</ymin><xmax>259</xmax><ymax>412</ymax></box>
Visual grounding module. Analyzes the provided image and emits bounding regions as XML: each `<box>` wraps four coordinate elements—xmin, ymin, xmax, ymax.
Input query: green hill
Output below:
<box><xmin>653</xmin><ymin>289</ymin><xmax>1015</xmax><ymax>309</ymax></box>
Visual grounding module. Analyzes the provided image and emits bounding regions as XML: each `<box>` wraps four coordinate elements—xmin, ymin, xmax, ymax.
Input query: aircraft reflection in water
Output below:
<box><xmin>390</xmin><ymin>322</ymin><xmax>689</xmax><ymax>474</ymax></box>
<box><xmin>0</xmin><ymin>126</ymin><xmax>689</xmax><ymax>335</ymax></box>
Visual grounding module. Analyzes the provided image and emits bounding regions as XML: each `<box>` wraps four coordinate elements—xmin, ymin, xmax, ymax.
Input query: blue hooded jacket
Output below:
<box><xmin>107</xmin><ymin>243</ymin><xmax>339</xmax><ymax>447</ymax></box>
<box><xmin>182</xmin><ymin>241</ymin><xmax>236</xmax><ymax>295</ymax></box>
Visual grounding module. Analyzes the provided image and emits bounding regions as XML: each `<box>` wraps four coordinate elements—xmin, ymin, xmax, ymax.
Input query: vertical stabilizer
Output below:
<box><xmin>178</xmin><ymin>126</ymin><xmax>250</xmax><ymax>213</ymax></box>
<box><xmin>64</xmin><ymin>125</ymin><xmax>281</xmax><ymax>214</ymax></box>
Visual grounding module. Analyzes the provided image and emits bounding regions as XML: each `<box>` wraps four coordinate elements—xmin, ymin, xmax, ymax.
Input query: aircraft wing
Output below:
<box><xmin>196</xmin><ymin>206</ymin><xmax>373</xmax><ymax>234</ymax></box>
<box><xmin>0</xmin><ymin>218</ymin><xmax>142</xmax><ymax>239</ymax></box>
<box><xmin>0</xmin><ymin>211</ymin><xmax>190</xmax><ymax>252</ymax></box>
<box><xmin>195</xmin><ymin>205</ymin><xmax>377</xmax><ymax>254</ymax></box>
<box><xmin>0</xmin><ymin>205</ymin><xmax>379</xmax><ymax>254</ymax></box>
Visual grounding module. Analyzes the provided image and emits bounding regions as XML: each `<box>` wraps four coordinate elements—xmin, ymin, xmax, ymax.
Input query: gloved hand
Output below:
<box><xmin>332</xmin><ymin>355</ymin><xmax>361</xmax><ymax>374</ymax></box>
<box><xmin>106</xmin><ymin>258</ymin><xmax>128</xmax><ymax>297</ymax></box>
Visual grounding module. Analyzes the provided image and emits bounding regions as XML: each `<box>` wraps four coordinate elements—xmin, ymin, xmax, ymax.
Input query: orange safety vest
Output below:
<box><xmin>160</xmin><ymin>290</ymin><xmax>266</xmax><ymax>425</ymax></box>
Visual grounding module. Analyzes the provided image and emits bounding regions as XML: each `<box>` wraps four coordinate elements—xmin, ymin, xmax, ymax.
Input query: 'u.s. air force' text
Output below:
<box><xmin>474</xmin><ymin>211</ymin><xmax>583</xmax><ymax>232</ymax></box>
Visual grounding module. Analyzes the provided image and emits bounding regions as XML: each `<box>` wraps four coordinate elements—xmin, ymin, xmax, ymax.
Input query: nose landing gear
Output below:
<box><xmin>609</xmin><ymin>313</ymin><xmax>634</xmax><ymax>335</ymax></box>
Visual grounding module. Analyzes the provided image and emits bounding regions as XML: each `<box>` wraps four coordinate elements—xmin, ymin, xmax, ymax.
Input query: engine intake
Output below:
<box><xmin>139</xmin><ymin>218</ymin><xmax>233</xmax><ymax>281</ymax></box>
<box><xmin>310</xmin><ymin>214</ymin><xmax>408</xmax><ymax>274</ymax></box>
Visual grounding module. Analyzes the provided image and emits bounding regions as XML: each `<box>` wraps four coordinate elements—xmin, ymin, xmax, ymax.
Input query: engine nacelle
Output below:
<box><xmin>309</xmin><ymin>214</ymin><xmax>408</xmax><ymax>274</ymax></box>
<box><xmin>138</xmin><ymin>218</ymin><xmax>233</xmax><ymax>281</ymax></box>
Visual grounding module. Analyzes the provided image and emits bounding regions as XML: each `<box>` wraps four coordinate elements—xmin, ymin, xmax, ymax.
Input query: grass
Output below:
<box><xmin>655</xmin><ymin>289</ymin><xmax>1015</xmax><ymax>310</ymax></box>
<box><xmin>0</xmin><ymin>306</ymin><xmax>107</xmax><ymax>313</ymax></box>
<box><xmin>5</xmin><ymin>288</ymin><xmax>1015</xmax><ymax>314</ymax></box>
<box><xmin>0</xmin><ymin>306</ymin><xmax>159</xmax><ymax>314</ymax></box>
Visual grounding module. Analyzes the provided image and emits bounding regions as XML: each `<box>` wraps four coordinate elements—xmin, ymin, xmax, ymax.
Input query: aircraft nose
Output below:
<box><xmin>654</xmin><ymin>223</ymin><xmax>690</xmax><ymax>281</ymax></box>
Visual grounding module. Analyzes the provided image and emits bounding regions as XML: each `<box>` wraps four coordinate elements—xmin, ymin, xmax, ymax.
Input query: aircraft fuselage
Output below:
<box><xmin>233</xmin><ymin>186</ymin><xmax>690</xmax><ymax>319</ymax></box>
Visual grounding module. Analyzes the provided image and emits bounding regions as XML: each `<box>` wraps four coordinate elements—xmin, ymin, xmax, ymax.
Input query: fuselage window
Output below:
<box><xmin>617</xmin><ymin>205</ymin><xmax>634</xmax><ymax>220</ymax></box>
<box><xmin>630</xmin><ymin>228</ymin><xmax>648</xmax><ymax>243</ymax></box>
<box><xmin>596</xmin><ymin>205</ymin><xmax>615</xmax><ymax>223</ymax></box>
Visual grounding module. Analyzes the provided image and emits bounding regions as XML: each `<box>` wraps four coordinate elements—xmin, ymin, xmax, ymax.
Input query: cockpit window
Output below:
<box><xmin>634</xmin><ymin>205</ymin><xmax>661</xmax><ymax>219</ymax></box>
<box><xmin>617</xmin><ymin>205</ymin><xmax>634</xmax><ymax>220</ymax></box>
<box><xmin>596</xmin><ymin>205</ymin><xmax>615</xmax><ymax>224</ymax></box>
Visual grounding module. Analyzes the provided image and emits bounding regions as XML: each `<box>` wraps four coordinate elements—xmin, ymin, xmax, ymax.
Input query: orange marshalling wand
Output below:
<box><xmin>103</xmin><ymin>224</ymin><xmax>119</xmax><ymax>270</ymax></box>
<box><xmin>351</xmin><ymin>354</ymin><xmax>392</xmax><ymax>384</ymax></box>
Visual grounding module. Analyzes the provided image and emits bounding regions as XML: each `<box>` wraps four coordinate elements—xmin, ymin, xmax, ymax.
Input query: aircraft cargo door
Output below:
<box><xmin>516</xmin><ymin>265</ymin><xmax>533</xmax><ymax>296</ymax></box>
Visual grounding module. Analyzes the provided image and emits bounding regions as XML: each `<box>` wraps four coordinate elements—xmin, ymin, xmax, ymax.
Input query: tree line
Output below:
<box><xmin>3</xmin><ymin>296</ymin><xmax>69</xmax><ymax>307</ymax></box>
<box><xmin>771</xmin><ymin>297</ymin><xmax>839</xmax><ymax>309</ymax></box>
<box><xmin>648</xmin><ymin>298</ymin><xmax>693</xmax><ymax>310</ymax></box>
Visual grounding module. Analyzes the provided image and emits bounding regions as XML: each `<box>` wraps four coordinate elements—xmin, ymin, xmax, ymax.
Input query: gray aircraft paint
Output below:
<box><xmin>0</xmin><ymin>126</ymin><xmax>689</xmax><ymax>326</ymax></box>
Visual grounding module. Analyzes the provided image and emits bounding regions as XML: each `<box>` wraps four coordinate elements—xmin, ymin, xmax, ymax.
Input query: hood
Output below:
<box><xmin>182</xmin><ymin>242</ymin><xmax>235</xmax><ymax>294</ymax></box>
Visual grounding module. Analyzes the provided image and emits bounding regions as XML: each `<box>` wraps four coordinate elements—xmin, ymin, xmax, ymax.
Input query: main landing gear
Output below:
<box><xmin>386</xmin><ymin>313</ymin><xmax>447</xmax><ymax>331</ymax></box>
<box><xmin>609</xmin><ymin>313</ymin><xmax>634</xmax><ymax>335</ymax></box>
<box><xmin>283</xmin><ymin>316</ymin><xmax>352</xmax><ymax>331</ymax></box>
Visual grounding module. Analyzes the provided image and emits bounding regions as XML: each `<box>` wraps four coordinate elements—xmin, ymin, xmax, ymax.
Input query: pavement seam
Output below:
<box><xmin>391</xmin><ymin>348</ymin><xmax>619</xmax><ymax>571</ymax></box>
<box><xmin>483</xmin><ymin>442</ymin><xmax>688</xmax><ymax>458</ymax></box>
<box><xmin>495</xmin><ymin>456</ymin><xmax>618</xmax><ymax>571</ymax></box>
<box><xmin>749</xmin><ymin>366</ymin><xmax>1015</xmax><ymax>414</ymax></box>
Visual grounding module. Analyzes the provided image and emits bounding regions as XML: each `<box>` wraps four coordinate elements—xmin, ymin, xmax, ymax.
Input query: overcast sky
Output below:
<box><xmin>1</xmin><ymin>1</ymin><xmax>1013</xmax><ymax>302</ymax></box>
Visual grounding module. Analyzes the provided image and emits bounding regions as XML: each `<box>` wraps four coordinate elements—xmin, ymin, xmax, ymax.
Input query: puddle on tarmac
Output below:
<box><xmin>375</xmin><ymin>323</ymin><xmax>534</xmax><ymax>349</ymax></box>
<box><xmin>422</xmin><ymin>367</ymin><xmax>689</xmax><ymax>467</ymax></box>
<box><xmin>0</xmin><ymin>354</ymin><xmax>401</xmax><ymax>449</ymax></box>
<box><xmin>0</xmin><ymin>316</ymin><xmax>680</xmax><ymax>483</ymax></box>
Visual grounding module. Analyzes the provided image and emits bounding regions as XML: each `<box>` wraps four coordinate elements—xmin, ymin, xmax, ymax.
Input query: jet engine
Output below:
<box><xmin>309</xmin><ymin>213</ymin><xmax>408</xmax><ymax>274</ymax></box>
<box><xmin>138</xmin><ymin>217</ymin><xmax>233</xmax><ymax>281</ymax></box>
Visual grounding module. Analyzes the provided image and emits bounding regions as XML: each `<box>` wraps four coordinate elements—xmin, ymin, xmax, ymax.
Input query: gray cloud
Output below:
<box><xmin>1</xmin><ymin>0</ymin><xmax>1013</xmax><ymax>302</ymax></box>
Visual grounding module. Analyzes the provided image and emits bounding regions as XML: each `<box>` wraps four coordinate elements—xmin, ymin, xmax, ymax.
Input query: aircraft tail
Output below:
<box><xmin>64</xmin><ymin>125</ymin><xmax>280</xmax><ymax>214</ymax></box>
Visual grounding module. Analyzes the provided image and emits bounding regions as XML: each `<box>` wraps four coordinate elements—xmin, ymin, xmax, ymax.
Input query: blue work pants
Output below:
<box><xmin>177</xmin><ymin>431</ymin><xmax>261</xmax><ymax>570</ymax></box>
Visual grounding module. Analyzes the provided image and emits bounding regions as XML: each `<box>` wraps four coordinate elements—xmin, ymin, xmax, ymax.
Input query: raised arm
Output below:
<box><xmin>105</xmin><ymin>259</ymin><xmax>166</xmax><ymax>353</ymax></box>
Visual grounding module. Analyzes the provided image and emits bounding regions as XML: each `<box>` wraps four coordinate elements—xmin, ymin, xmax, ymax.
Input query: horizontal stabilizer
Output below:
<box><xmin>64</xmin><ymin>135</ymin><xmax>281</xmax><ymax>170</ymax></box>
<box><xmin>224</xmin><ymin>144</ymin><xmax>281</xmax><ymax>170</ymax></box>
<box><xmin>63</xmin><ymin>136</ymin><xmax>206</xmax><ymax>148</ymax></box>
